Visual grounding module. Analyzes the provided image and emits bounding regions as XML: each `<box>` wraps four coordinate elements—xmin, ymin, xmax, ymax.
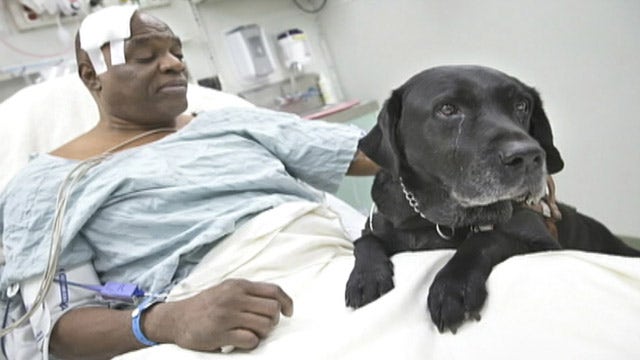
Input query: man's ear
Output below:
<box><xmin>528</xmin><ymin>88</ymin><xmax>564</xmax><ymax>174</ymax></box>
<box><xmin>358</xmin><ymin>88</ymin><xmax>403</xmax><ymax>177</ymax></box>
<box><xmin>78</xmin><ymin>62</ymin><xmax>101</xmax><ymax>91</ymax></box>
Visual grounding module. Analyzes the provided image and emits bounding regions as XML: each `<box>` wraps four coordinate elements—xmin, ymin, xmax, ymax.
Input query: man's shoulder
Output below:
<box><xmin>48</xmin><ymin>134</ymin><xmax>94</xmax><ymax>160</ymax></box>
<box><xmin>1</xmin><ymin>153</ymin><xmax>71</xmax><ymax>208</ymax></box>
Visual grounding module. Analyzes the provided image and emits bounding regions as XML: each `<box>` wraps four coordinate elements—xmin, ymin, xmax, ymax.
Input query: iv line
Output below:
<box><xmin>0</xmin><ymin>127</ymin><xmax>176</xmax><ymax>338</ymax></box>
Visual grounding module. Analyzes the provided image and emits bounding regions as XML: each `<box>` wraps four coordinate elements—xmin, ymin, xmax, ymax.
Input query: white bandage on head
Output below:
<box><xmin>79</xmin><ymin>5</ymin><xmax>138</xmax><ymax>75</ymax></box>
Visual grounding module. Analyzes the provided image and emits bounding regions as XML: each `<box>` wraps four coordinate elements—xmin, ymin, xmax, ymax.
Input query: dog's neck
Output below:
<box><xmin>392</xmin><ymin>170</ymin><xmax>514</xmax><ymax>228</ymax></box>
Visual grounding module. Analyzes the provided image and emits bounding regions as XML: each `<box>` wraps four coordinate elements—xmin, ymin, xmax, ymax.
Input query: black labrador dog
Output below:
<box><xmin>345</xmin><ymin>65</ymin><xmax>639</xmax><ymax>333</ymax></box>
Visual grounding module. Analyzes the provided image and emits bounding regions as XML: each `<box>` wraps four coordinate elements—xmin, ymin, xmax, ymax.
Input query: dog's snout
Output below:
<box><xmin>499</xmin><ymin>142</ymin><xmax>544</xmax><ymax>172</ymax></box>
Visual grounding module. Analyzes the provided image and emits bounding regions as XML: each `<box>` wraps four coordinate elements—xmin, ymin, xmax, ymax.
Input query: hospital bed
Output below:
<box><xmin>1</xmin><ymin>76</ymin><xmax>639</xmax><ymax>360</ymax></box>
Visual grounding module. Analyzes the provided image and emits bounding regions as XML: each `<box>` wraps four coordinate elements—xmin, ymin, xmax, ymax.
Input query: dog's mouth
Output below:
<box><xmin>452</xmin><ymin>183</ymin><xmax>545</xmax><ymax>208</ymax></box>
<box><xmin>515</xmin><ymin>191</ymin><xmax>543</xmax><ymax>205</ymax></box>
<box><xmin>445</xmin><ymin>160</ymin><xmax>548</xmax><ymax>209</ymax></box>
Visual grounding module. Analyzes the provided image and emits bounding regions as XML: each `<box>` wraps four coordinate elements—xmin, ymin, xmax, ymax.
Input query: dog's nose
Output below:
<box><xmin>499</xmin><ymin>142</ymin><xmax>544</xmax><ymax>172</ymax></box>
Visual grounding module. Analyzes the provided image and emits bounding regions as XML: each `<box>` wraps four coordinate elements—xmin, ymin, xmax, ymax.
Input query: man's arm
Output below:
<box><xmin>346</xmin><ymin>150</ymin><xmax>380</xmax><ymax>176</ymax></box>
<box><xmin>49</xmin><ymin>307</ymin><xmax>141</xmax><ymax>360</ymax></box>
<box><xmin>49</xmin><ymin>279</ymin><xmax>293</xmax><ymax>359</ymax></box>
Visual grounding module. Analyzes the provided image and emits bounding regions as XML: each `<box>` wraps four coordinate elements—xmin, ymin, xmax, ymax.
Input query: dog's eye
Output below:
<box><xmin>515</xmin><ymin>100</ymin><xmax>530</xmax><ymax>113</ymax></box>
<box><xmin>438</xmin><ymin>104</ymin><xmax>459</xmax><ymax>117</ymax></box>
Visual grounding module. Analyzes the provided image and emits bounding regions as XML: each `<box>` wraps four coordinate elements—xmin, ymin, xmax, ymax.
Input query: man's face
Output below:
<box><xmin>97</xmin><ymin>12</ymin><xmax>188</xmax><ymax>126</ymax></box>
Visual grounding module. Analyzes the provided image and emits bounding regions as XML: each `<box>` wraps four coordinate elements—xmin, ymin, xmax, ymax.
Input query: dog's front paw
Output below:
<box><xmin>427</xmin><ymin>268</ymin><xmax>487</xmax><ymax>334</ymax></box>
<box><xmin>345</xmin><ymin>258</ymin><xmax>394</xmax><ymax>309</ymax></box>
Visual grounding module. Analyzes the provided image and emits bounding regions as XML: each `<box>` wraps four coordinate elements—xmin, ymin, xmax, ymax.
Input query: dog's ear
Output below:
<box><xmin>358</xmin><ymin>89</ymin><xmax>403</xmax><ymax>176</ymax></box>
<box><xmin>529</xmin><ymin>89</ymin><xmax>564</xmax><ymax>174</ymax></box>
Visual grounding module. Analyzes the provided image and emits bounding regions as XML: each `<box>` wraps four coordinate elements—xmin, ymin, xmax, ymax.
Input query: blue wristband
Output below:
<box><xmin>131</xmin><ymin>297</ymin><xmax>162</xmax><ymax>346</ymax></box>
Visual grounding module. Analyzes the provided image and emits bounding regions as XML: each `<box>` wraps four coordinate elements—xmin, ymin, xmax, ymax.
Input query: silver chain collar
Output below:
<box><xmin>398</xmin><ymin>177</ymin><xmax>456</xmax><ymax>240</ymax></box>
<box><xmin>398</xmin><ymin>176</ymin><xmax>428</xmax><ymax>219</ymax></box>
<box><xmin>398</xmin><ymin>177</ymin><xmax>494</xmax><ymax>240</ymax></box>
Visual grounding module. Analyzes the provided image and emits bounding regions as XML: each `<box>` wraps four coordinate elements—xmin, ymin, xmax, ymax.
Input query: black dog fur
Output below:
<box><xmin>344</xmin><ymin>65</ymin><xmax>640</xmax><ymax>333</ymax></box>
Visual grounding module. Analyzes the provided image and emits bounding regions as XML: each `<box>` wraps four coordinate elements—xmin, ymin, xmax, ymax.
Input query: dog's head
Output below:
<box><xmin>361</xmin><ymin>65</ymin><xmax>564</xmax><ymax>224</ymax></box>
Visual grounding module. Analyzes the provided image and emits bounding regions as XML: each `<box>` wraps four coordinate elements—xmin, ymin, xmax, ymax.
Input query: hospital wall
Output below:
<box><xmin>315</xmin><ymin>0</ymin><xmax>640</xmax><ymax>237</ymax></box>
<box><xmin>192</xmin><ymin>0</ymin><xmax>341</xmax><ymax>97</ymax></box>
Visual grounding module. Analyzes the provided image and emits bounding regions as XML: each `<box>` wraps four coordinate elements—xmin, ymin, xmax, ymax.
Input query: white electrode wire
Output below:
<box><xmin>0</xmin><ymin>128</ymin><xmax>175</xmax><ymax>338</ymax></box>
<box><xmin>0</xmin><ymin>155</ymin><xmax>106</xmax><ymax>337</ymax></box>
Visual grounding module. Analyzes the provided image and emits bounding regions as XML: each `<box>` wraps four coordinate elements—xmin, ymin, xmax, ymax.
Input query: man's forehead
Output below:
<box><xmin>131</xmin><ymin>12</ymin><xmax>172</xmax><ymax>35</ymax></box>
<box><xmin>126</xmin><ymin>12</ymin><xmax>178</xmax><ymax>47</ymax></box>
<box><xmin>125</xmin><ymin>32</ymin><xmax>182</xmax><ymax>50</ymax></box>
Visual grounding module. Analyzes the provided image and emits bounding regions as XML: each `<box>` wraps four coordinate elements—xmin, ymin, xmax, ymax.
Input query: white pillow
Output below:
<box><xmin>0</xmin><ymin>75</ymin><xmax>253</xmax><ymax>190</ymax></box>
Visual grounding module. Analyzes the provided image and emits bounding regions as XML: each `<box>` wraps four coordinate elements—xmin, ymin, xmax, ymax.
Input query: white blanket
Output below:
<box><xmin>115</xmin><ymin>201</ymin><xmax>640</xmax><ymax>360</ymax></box>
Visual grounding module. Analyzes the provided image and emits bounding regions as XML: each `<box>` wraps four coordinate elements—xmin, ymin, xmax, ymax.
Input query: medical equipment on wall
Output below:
<box><xmin>277</xmin><ymin>28</ymin><xmax>311</xmax><ymax>72</ymax></box>
<box><xmin>225</xmin><ymin>24</ymin><xmax>275</xmax><ymax>82</ymax></box>
<box><xmin>273</xmin><ymin>28</ymin><xmax>312</xmax><ymax>103</ymax></box>
<box><xmin>18</xmin><ymin>0</ymin><xmax>82</xmax><ymax>16</ymax></box>
<box><xmin>7</xmin><ymin>0</ymin><xmax>171</xmax><ymax>31</ymax></box>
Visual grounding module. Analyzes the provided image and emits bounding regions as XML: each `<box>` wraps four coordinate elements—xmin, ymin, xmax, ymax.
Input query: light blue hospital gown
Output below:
<box><xmin>0</xmin><ymin>107</ymin><xmax>363</xmax><ymax>295</ymax></box>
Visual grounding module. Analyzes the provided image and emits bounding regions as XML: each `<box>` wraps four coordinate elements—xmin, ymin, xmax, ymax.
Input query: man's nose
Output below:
<box><xmin>159</xmin><ymin>52</ymin><xmax>185</xmax><ymax>72</ymax></box>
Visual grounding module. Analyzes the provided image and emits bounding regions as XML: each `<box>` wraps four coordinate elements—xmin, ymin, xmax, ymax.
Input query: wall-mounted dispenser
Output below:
<box><xmin>277</xmin><ymin>28</ymin><xmax>311</xmax><ymax>71</ymax></box>
<box><xmin>225</xmin><ymin>24</ymin><xmax>275</xmax><ymax>82</ymax></box>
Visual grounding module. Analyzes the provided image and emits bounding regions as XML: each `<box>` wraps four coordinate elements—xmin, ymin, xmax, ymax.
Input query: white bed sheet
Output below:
<box><xmin>115</xmin><ymin>201</ymin><xmax>640</xmax><ymax>360</ymax></box>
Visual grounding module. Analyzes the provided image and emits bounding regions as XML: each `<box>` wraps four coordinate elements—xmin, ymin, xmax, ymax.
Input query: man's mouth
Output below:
<box><xmin>158</xmin><ymin>80</ymin><xmax>188</xmax><ymax>93</ymax></box>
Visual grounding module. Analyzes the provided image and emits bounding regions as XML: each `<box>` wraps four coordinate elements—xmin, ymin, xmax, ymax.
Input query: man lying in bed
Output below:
<box><xmin>0</xmin><ymin>6</ymin><xmax>377</xmax><ymax>359</ymax></box>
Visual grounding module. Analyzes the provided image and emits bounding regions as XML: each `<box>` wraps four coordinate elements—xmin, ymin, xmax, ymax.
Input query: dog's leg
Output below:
<box><xmin>345</xmin><ymin>234</ymin><xmax>395</xmax><ymax>308</ymax></box>
<box><xmin>427</xmin><ymin>208</ymin><xmax>561</xmax><ymax>333</ymax></box>
<box><xmin>556</xmin><ymin>204</ymin><xmax>640</xmax><ymax>256</ymax></box>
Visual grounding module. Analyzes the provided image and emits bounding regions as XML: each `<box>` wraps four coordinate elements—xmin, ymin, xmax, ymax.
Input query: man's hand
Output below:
<box><xmin>147</xmin><ymin>279</ymin><xmax>293</xmax><ymax>352</ymax></box>
<box><xmin>50</xmin><ymin>279</ymin><xmax>292</xmax><ymax>359</ymax></box>
<box><xmin>346</xmin><ymin>150</ymin><xmax>380</xmax><ymax>176</ymax></box>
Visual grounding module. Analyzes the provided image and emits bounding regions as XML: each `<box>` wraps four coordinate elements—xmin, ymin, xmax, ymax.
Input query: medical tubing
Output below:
<box><xmin>1</xmin><ymin>297</ymin><xmax>11</xmax><ymax>357</ymax></box>
<box><xmin>0</xmin><ymin>155</ymin><xmax>107</xmax><ymax>338</ymax></box>
<box><xmin>0</xmin><ymin>127</ymin><xmax>176</xmax><ymax>338</ymax></box>
<box><xmin>53</xmin><ymin>279</ymin><xmax>102</xmax><ymax>293</ymax></box>
<box><xmin>53</xmin><ymin>278</ymin><xmax>155</xmax><ymax>302</ymax></box>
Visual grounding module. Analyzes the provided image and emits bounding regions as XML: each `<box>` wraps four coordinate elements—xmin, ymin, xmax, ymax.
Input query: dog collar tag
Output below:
<box><xmin>471</xmin><ymin>224</ymin><xmax>494</xmax><ymax>233</ymax></box>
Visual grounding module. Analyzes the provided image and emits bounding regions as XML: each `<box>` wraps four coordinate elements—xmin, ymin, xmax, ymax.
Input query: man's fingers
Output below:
<box><xmin>234</xmin><ymin>312</ymin><xmax>276</xmax><ymax>338</ymax></box>
<box><xmin>172</xmin><ymin>279</ymin><xmax>294</xmax><ymax>353</ymax></box>
<box><xmin>219</xmin><ymin>312</ymin><xmax>277</xmax><ymax>349</ymax></box>
<box><xmin>221</xmin><ymin>329</ymin><xmax>260</xmax><ymax>350</ymax></box>
<box><xmin>239</xmin><ymin>296</ymin><xmax>283</xmax><ymax>325</ymax></box>
<box><xmin>242</xmin><ymin>281</ymin><xmax>294</xmax><ymax>317</ymax></box>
